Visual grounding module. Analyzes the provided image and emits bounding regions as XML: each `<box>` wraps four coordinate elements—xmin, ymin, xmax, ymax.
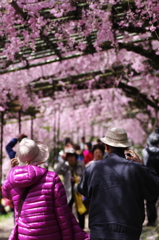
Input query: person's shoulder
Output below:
<box><xmin>128</xmin><ymin>160</ymin><xmax>143</xmax><ymax>166</ymax></box>
<box><xmin>85</xmin><ymin>159</ymin><xmax>102</xmax><ymax>171</ymax></box>
<box><xmin>46</xmin><ymin>170</ymin><xmax>63</xmax><ymax>182</ymax></box>
<box><xmin>86</xmin><ymin>160</ymin><xmax>95</xmax><ymax>167</ymax></box>
<box><xmin>47</xmin><ymin>170</ymin><xmax>59</xmax><ymax>178</ymax></box>
<box><xmin>126</xmin><ymin>160</ymin><xmax>148</xmax><ymax>174</ymax></box>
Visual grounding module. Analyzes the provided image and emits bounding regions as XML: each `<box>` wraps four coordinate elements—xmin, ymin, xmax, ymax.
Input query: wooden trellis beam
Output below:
<box><xmin>0</xmin><ymin>35</ymin><xmax>153</xmax><ymax>74</ymax></box>
<box><xmin>0</xmin><ymin>0</ymin><xmax>156</xmax><ymax>73</ymax></box>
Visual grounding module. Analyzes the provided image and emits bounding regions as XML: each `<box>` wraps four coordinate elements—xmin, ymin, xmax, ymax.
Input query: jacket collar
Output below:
<box><xmin>109</xmin><ymin>150</ymin><xmax>125</xmax><ymax>159</ymax></box>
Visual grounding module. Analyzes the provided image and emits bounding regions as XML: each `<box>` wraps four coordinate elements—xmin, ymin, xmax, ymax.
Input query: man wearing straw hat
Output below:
<box><xmin>78</xmin><ymin>127</ymin><xmax>159</xmax><ymax>240</ymax></box>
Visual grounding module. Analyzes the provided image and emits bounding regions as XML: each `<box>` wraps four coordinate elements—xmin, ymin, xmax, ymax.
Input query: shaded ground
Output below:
<box><xmin>0</xmin><ymin>213</ymin><xmax>159</xmax><ymax>240</ymax></box>
<box><xmin>141</xmin><ymin>226</ymin><xmax>159</xmax><ymax>240</ymax></box>
<box><xmin>0</xmin><ymin>213</ymin><xmax>14</xmax><ymax>240</ymax></box>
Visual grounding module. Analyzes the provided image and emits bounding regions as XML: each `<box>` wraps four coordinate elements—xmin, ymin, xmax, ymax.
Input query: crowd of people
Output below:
<box><xmin>1</xmin><ymin>126</ymin><xmax>159</xmax><ymax>240</ymax></box>
<box><xmin>54</xmin><ymin>137</ymin><xmax>107</xmax><ymax>230</ymax></box>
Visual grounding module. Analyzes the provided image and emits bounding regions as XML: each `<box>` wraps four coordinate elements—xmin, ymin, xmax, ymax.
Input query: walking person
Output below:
<box><xmin>2</xmin><ymin>138</ymin><xmax>90</xmax><ymax>240</ymax></box>
<box><xmin>54</xmin><ymin>148</ymin><xmax>87</xmax><ymax>229</ymax></box>
<box><xmin>142</xmin><ymin>127</ymin><xmax>159</xmax><ymax>226</ymax></box>
<box><xmin>5</xmin><ymin>133</ymin><xmax>28</xmax><ymax>222</ymax></box>
<box><xmin>86</xmin><ymin>143</ymin><xmax>106</xmax><ymax>167</ymax></box>
<box><xmin>83</xmin><ymin>142</ymin><xmax>93</xmax><ymax>165</ymax></box>
<box><xmin>78</xmin><ymin>127</ymin><xmax>159</xmax><ymax>240</ymax></box>
<box><xmin>5</xmin><ymin>133</ymin><xmax>27</xmax><ymax>159</ymax></box>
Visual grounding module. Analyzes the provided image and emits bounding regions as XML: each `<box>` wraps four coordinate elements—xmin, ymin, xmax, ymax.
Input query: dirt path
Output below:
<box><xmin>0</xmin><ymin>213</ymin><xmax>89</xmax><ymax>240</ymax></box>
<box><xmin>0</xmin><ymin>214</ymin><xmax>14</xmax><ymax>240</ymax></box>
<box><xmin>0</xmin><ymin>213</ymin><xmax>159</xmax><ymax>240</ymax></box>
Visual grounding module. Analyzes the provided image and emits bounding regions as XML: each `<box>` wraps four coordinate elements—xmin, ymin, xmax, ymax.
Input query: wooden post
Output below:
<box><xmin>77</xmin><ymin>126</ymin><xmax>80</xmax><ymax>144</ymax></box>
<box><xmin>53</xmin><ymin>109</ymin><xmax>57</xmax><ymax>161</ymax></box>
<box><xmin>57</xmin><ymin>105</ymin><xmax>61</xmax><ymax>149</ymax></box>
<box><xmin>0</xmin><ymin>111</ymin><xmax>4</xmax><ymax>203</ymax></box>
<box><xmin>18</xmin><ymin>110</ymin><xmax>21</xmax><ymax>133</ymax></box>
<box><xmin>83</xmin><ymin>124</ymin><xmax>85</xmax><ymax>139</ymax></box>
<box><xmin>90</xmin><ymin>121</ymin><xmax>94</xmax><ymax>142</ymax></box>
<box><xmin>9</xmin><ymin>0</ymin><xmax>27</xmax><ymax>20</ymax></box>
<box><xmin>31</xmin><ymin>116</ymin><xmax>34</xmax><ymax>140</ymax></box>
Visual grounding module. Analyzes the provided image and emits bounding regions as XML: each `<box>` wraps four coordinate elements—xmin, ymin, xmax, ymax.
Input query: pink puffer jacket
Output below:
<box><xmin>2</xmin><ymin>165</ymin><xmax>90</xmax><ymax>240</ymax></box>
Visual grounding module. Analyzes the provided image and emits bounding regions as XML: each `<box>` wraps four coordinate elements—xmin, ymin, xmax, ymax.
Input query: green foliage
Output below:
<box><xmin>43</xmin><ymin>126</ymin><xmax>51</xmax><ymax>132</ymax></box>
<box><xmin>0</xmin><ymin>212</ymin><xmax>13</xmax><ymax>220</ymax></box>
<box><xmin>48</xmin><ymin>141</ymin><xmax>64</xmax><ymax>167</ymax></box>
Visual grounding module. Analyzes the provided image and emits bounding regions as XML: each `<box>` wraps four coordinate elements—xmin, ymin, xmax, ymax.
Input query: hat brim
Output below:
<box><xmin>100</xmin><ymin>137</ymin><xmax>132</xmax><ymax>148</ymax></box>
<box><xmin>17</xmin><ymin>141</ymin><xmax>49</xmax><ymax>166</ymax></box>
<box><xmin>32</xmin><ymin>141</ymin><xmax>49</xmax><ymax>165</ymax></box>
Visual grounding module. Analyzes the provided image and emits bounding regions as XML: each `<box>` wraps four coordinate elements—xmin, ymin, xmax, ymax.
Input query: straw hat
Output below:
<box><xmin>100</xmin><ymin>127</ymin><xmax>132</xmax><ymax>148</ymax></box>
<box><xmin>16</xmin><ymin>138</ymin><xmax>49</xmax><ymax>166</ymax></box>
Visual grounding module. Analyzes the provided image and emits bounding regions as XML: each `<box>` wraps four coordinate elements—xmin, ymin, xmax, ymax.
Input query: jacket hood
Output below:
<box><xmin>147</xmin><ymin>146</ymin><xmax>159</xmax><ymax>154</ymax></box>
<box><xmin>147</xmin><ymin>132</ymin><xmax>159</xmax><ymax>147</ymax></box>
<box><xmin>7</xmin><ymin>165</ymin><xmax>48</xmax><ymax>188</ymax></box>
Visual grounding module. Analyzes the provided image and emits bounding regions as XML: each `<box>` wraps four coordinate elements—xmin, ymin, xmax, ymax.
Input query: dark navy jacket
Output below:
<box><xmin>5</xmin><ymin>138</ymin><xmax>18</xmax><ymax>159</ymax></box>
<box><xmin>78</xmin><ymin>151</ymin><xmax>159</xmax><ymax>240</ymax></box>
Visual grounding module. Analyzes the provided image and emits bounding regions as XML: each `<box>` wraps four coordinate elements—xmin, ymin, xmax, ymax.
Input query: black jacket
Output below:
<box><xmin>144</xmin><ymin>146</ymin><xmax>159</xmax><ymax>175</ymax></box>
<box><xmin>78</xmin><ymin>151</ymin><xmax>159</xmax><ymax>240</ymax></box>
